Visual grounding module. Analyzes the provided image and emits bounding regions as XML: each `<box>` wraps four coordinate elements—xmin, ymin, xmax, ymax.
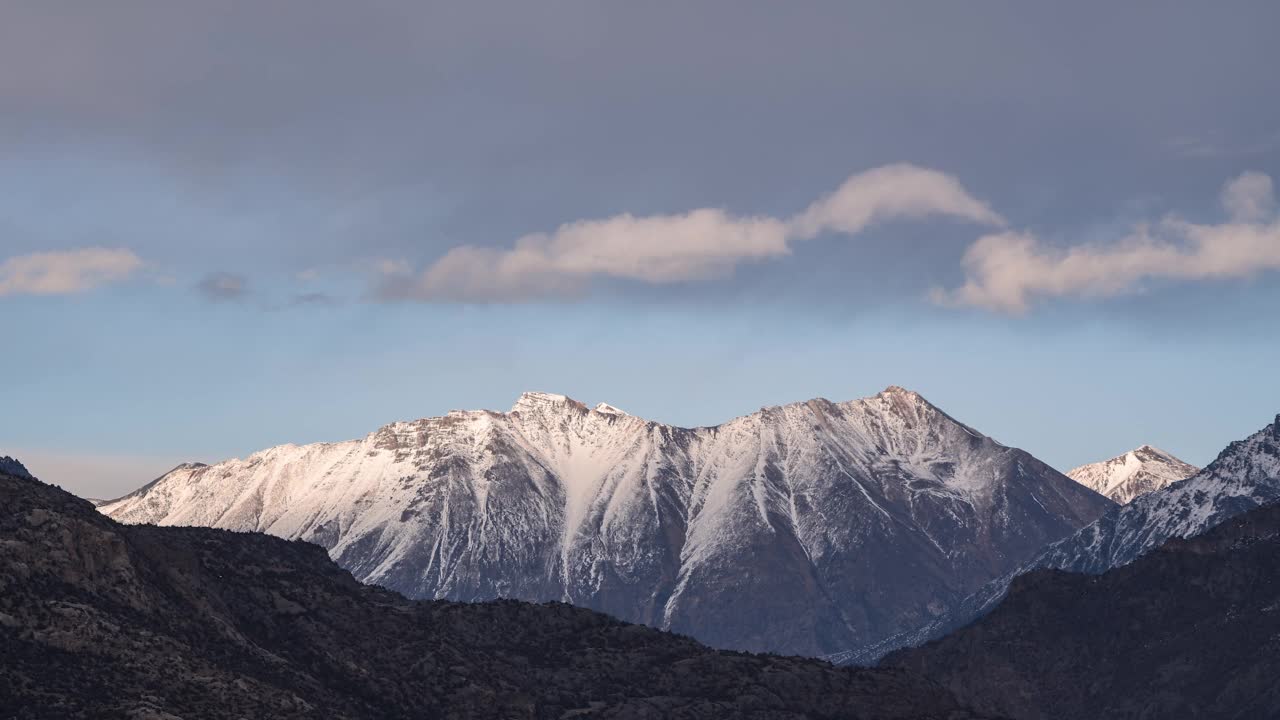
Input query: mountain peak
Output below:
<box><xmin>0</xmin><ymin>456</ymin><xmax>33</xmax><ymax>480</ymax></box>
<box><xmin>1067</xmin><ymin>445</ymin><xmax>1198</xmax><ymax>504</ymax></box>
<box><xmin>511</xmin><ymin>391</ymin><xmax>586</xmax><ymax>414</ymax></box>
<box><xmin>593</xmin><ymin>402</ymin><xmax>628</xmax><ymax>416</ymax></box>
<box><xmin>873</xmin><ymin>385</ymin><xmax>938</xmax><ymax>409</ymax></box>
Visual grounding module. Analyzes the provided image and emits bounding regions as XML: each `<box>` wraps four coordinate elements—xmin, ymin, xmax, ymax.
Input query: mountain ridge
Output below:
<box><xmin>885</xmin><ymin>496</ymin><xmax>1280</xmax><ymax>719</ymax></box>
<box><xmin>99</xmin><ymin>386</ymin><xmax>1112</xmax><ymax>657</ymax></box>
<box><xmin>838</xmin><ymin>412</ymin><xmax>1280</xmax><ymax>665</ymax></box>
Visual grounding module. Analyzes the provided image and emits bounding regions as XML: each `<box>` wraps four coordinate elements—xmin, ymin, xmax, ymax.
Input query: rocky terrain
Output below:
<box><xmin>0</xmin><ymin>465</ymin><xmax>995</xmax><ymax>720</ymax></box>
<box><xmin>887</xmin><ymin>499</ymin><xmax>1280</xmax><ymax>719</ymax></box>
<box><xmin>99</xmin><ymin>387</ymin><xmax>1111</xmax><ymax>657</ymax></box>
<box><xmin>0</xmin><ymin>455</ymin><xmax>32</xmax><ymax>479</ymax></box>
<box><xmin>1066</xmin><ymin>444</ymin><xmax>1198</xmax><ymax>504</ymax></box>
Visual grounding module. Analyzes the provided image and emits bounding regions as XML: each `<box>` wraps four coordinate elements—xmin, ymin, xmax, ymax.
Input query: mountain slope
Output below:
<box><xmin>100</xmin><ymin>387</ymin><xmax>1112</xmax><ymax>657</ymax></box>
<box><xmin>0</xmin><ymin>464</ymin><xmax>995</xmax><ymax>720</ymax></box>
<box><xmin>886</xmin><ymin>499</ymin><xmax>1280</xmax><ymax>719</ymax></box>
<box><xmin>1066</xmin><ymin>445</ymin><xmax>1197</xmax><ymax>504</ymax></box>
<box><xmin>848</xmin><ymin>414</ymin><xmax>1280</xmax><ymax>665</ymax></box>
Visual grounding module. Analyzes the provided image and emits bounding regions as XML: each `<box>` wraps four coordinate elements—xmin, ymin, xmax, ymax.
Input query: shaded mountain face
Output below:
<box><xmin>0</xmin><ymin>467</ymin><xmax>995</xmax><ymax>720</ymax></box>
<box><xmin>0</xmin><ymin>456</ymin><xmax>32</xmax><ymax>479</ymax></box>
<box><xmin>885</xmin><ymin>500</ymin><xmax>1280</xmax><ymax>720</ymax></box>
<box><xmin>846</xmin><ymin>414</ymin><xmax>1280</xmax><ymax>665</ymax></box>
<box><xmin>99</xmin><ymin>387</ymin><xmax>1112</xmax><ymax>657</ymax></box>
<box><xmin>1066</xmin><ymin>445</ymin><xmax>1198</xmax><ymax>504</ymax></box>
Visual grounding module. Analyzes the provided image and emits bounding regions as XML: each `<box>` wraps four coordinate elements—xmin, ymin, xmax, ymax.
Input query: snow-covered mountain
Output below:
<box><xmin>99</xmin><ymin>387</ymin><xmax>1112</xmax><ymax>657</ymax></box>
<box><xmin>1066</xmin><ymin>445</ymin><xmax>1198</xmax><ymax>504</ymax></box>
<box><xmin>847</xmin><ymin>413</ymin><xmax>1280</xmax><ymax>665</ymax></box>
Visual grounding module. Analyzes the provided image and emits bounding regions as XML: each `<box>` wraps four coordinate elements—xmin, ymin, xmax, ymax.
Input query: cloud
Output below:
<box><xmin>197</xmin><ymin>272</ymin><xmax>248</xmax><ymax>301</ymax></box>
<box><xmin>1221</xmin><ymin>172</ymin><xmax>1275</xmax><ymax>222</ymax></box>
<box><xmin>289</xmin><ymin>292</ymin><xmax>339</xmax><ymax>307</ymax></box>
<box><xmin>0</xmin><ymin>247</ymin><xmax>142</xmax><ymax>297</ymax></box>
<box><xmin>789</xmin><ymin>164</ymin><xmax>1004</xmax><ymax>239</ymax></box>
<box><xmin>937</xmin><ymin>172</ymin><xmax>1280</xmax><ymax>314</ymax></box>
<box><xmin>383</xmin><ymin>164</ymin><xmax>1001</xmax><ymax>301</ymax></box>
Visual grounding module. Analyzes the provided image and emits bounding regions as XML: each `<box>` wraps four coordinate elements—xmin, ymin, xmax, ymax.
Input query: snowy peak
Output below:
<box><xmin>592</xmin><ymin>402</ymin><xmax>628</xmax><ymax>416</ymax></box>
<box><xmin>511</xmin><ymin>390</ymin><xmax>584</xmax><ymax>415</ymax></box>
<box><xmin>1068</xmin><ymin>445</ymin><xmax>1198</xmax><ymax>504</ymax></box>
<box><xmin>863</xmin><ymin>386</ymin><xmax>960</xmax><ymax>426</ymax></box>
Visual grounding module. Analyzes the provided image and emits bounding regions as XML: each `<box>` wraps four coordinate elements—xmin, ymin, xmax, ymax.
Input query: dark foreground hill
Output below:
<box><xmin>887</xmin><ymin>500</ymin><xmax>1280</xmax><ymax>719</ymax></box>
<box><xmin>0</xmin><ymin>468</ymin><xmax>990</xmax><ymax>720</ymax></box>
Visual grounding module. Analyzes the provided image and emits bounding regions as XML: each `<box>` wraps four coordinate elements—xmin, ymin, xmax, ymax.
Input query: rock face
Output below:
<box><xmin>99</xmin><ymin>387</ymin><xmax>1112</xmax><ymax>657</ymax></box>
<box><xmin>848</xmin><ymin>414</ymin><xmax>1280</xmax><ymax>665</ymax></box>
<box><xmin>0</xmin><ymin>464</ymin><xmax>994</xmax><ymax>720</ymax></box>
<box><xmin>1066</xmin><ymin>445</ymin><xmax>1198</xmax><ymax>504</ymax></box>
<box><xmin>0</xmin><ymin>456</ymin><xmax>32</xmax><ymax>479</ymax></box>
<box><xmin>886</xmin><ymin>499</ymin><xmax>1280</xmax><ymax>719</ymax></box>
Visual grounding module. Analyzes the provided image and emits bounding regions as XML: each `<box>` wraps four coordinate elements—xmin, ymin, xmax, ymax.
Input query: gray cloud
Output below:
<box><xmin>1</xmin><ymin>2</ymin><xmax>1277</xmax><ymax>271</ymax></box>
<box><xmin>289</xmin><ymin>292</ymin><xmax>339</xmax><ymax>307</ymax></box>
<box><xmin>1</xmin><ymin>2</ymin><xmax>1277</xmax><ymax>314</ymax></box>
<box><xmin>937</xmin><ymin>173</ymin><xmax>1280</xmax><ymax>314</ymax></box>
<box><xmin>197</xmin><ymin>272</ymin><xmax>249</xmax><ymax>301</ymax></box>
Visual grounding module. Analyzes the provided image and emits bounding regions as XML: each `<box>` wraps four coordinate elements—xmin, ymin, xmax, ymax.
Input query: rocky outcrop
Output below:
<box><xmin>843</xmin><ymin>414</ymin><xmax>1280</xmax><ymax>666</ymax></box>
<box><xmin>886</xmin><ymin>499</ymin><xmax>1280</xmax><ymax>719</ymax></box>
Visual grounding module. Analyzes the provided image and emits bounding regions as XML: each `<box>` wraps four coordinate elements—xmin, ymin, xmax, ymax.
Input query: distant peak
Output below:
<box><xmin>1132</xmin><ymin>444</ymin><xmax>1165</xmax><ymax>458</ymax></box>
<box><xmin>878</xmin><ymin>385</ymin><xmax>926</xmax><ymax>401</ymax></box>
<box><xmin>593</xmin><ymin>402</ymin><xmax>628</xmax><ymax>416</ymax></box>
<box><xmin>171</xmin><ymin>462</ymin><xmax>209</xmax><ymax>473</ymax></box>
<box><xmin>873</xmin><ymin>385</ymin><xmax>938</xmax><ymax>410</ymax></box>
<box><xmin>510</xmin><ymin>391</ymin><xmax>586</xmax><ymax>414</ymax></box>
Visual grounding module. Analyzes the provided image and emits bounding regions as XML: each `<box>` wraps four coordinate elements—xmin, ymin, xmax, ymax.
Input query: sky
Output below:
<box><xmin>3</xmin><ymin>1</ymin><xmax>1279</xmax><ymax>498</ymax></box>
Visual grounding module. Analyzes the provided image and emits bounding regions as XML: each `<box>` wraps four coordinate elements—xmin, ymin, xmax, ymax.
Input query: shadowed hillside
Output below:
<box><xmin>0</xmin><ymin>467</ymin><xmax>990</xmax><ymax>720</ymax></box>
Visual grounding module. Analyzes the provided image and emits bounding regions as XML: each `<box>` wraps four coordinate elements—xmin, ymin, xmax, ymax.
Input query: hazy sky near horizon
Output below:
<box><xmin>3</xmin><ymin>1</ymin><xmax>1279</xmax><ymax>497</ymax></box>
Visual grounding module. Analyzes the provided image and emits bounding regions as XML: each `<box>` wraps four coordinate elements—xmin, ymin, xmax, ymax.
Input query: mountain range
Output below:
<box><xmin>98</xmin><ymin>386</ymin><xmax>1113</xmax><ymax>657</ymax></box>
<box><xmin>11</xmin><ymin>401</ymin><xmax>1280</xmax><ymax>717</ymax></box>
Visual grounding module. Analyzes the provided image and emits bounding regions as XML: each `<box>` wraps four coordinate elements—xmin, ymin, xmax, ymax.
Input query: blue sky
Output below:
<box><xmin>2</xmin><ymin>1</ymin><xmax>1279</xmax><ymax>496</ymax></box>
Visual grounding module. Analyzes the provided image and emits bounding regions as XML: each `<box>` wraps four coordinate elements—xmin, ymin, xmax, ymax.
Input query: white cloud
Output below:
<box><xmin>937</xmin><ymin>172</ymin><xmax>1280</xmax><ymax>314</ymax></box>
<box><xmin>0</xmin><ymin>247</ymin><xmax>142</xmax><ymax>297</ymax></box>
<box><xmin>789</xmin><ymin>163</ymin><xmax>1004</xmax><ymax>239</ymax></box>
<box><xmin>388</xmin><ymin>164</ymin><xmax>1001</xmax><ymax>301</ymax></box>
<box><xmin>1221</xmin><ymin>171</ymin><xmax>1275</xmax><ymax>222</ymax></box>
